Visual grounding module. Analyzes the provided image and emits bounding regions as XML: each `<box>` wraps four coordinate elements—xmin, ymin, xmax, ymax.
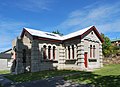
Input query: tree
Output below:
<box><xmin>52</xmin><ymin>30</ymin><xmax>63</xmax><ymax>36</ymax></box>
<box><xmin>101</xmin><ymin>33</ymin><xmax>120</xmax><ymax>57</ymax></box>
<box><xmin>101</xmin><ymin>33</ymin><xmax>112</xmax><ymax>57</ymax></box>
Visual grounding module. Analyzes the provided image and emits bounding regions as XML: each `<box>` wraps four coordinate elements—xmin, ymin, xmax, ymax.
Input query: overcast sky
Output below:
<box><xmin>0</xmin><ymin>0</ymin><xmax>120</xmax><ymax>52</ymax></box>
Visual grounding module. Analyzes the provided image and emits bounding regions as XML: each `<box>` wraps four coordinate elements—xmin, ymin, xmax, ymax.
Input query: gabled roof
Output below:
<box><xmin>23</xmin><ymin>28</ymin><xmax>62</xmax><ymax>40</ymax></box>
<box><xmin>111</xmin><ymin>38</ymin><xmax>120</xmax><ymax>42</ymax></box>
<box><xmin>63</xmin><ymin>26</ymin><xmax>93</xmax><ymax>40</ymax></box>
<box><xmin>1</xmin><ymin>48</ymin><xmax>12</xmax><ymax>54</ymax></box>
<box><xmin>0</xmin><ymin>49</ymin><xmax>12</xmax><ymax>59</ymax></box>
<box><xmin>21</xmin><ymin>26</ymin><xmax>103</xmax><ymax>42</ymax></box>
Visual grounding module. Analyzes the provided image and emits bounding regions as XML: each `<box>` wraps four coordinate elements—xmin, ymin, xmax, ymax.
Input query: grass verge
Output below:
<box><xmin>64</xmin><ymin>64</ymin><xmax>120</xmax><ymax>87</ymax></box>
<box><xmin>4</xmin><ymin>64</ymin><xmax>120</xmax><ymax>87</ymax></box>
<box><xmin>0</xmin><ymin>70</ymin><xmax>10</xmax><ymax>74</ymax></box>
<box><xmin>5</xmin><ymin>70</ymin><xmax>79</xmax><ymax>82</ymax></box>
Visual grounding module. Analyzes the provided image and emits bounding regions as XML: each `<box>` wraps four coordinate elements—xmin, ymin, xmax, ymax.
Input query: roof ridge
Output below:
<box><xmin>23</xmin><ymin>25</ymin><xmax>94</xmax><ymax>40</ymax></box>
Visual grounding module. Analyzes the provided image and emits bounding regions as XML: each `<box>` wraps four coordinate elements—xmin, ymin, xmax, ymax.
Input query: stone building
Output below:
<box><xmin>111</xmin><ymin>38</ymin><xmax>120</xmax><ymax>47</ymax></box>
<box><xmin>11</xmin><ymin>26</ymin><xmax>103</xmax><ymax>74</ymax></box>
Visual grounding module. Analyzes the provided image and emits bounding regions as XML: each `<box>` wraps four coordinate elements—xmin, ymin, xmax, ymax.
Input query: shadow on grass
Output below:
<box><xmin>93</xmin><ymin>75</ymin><xmax>120</xmax><ymax>87</ymax></box>
<box><xmin>64</xmin><ymin>71</ymin><xmax>120</xmax><ymax>87</ymax></box>
<box><xmin>3</xmin><ymin>70</ymin><xmax>120</xmax><ymax>87</ymax></box>
<box><xmin>4</xmin><ymin>70</ymin><xmax>79</xmax><ymax>82</ymax></box>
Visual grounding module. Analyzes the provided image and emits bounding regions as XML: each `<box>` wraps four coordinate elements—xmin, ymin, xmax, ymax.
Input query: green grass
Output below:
<box><xmin>0</xmin><ymin>70</ymin><xmax>10</xmax><ymax>74</ymax></box>
<box><xmin>64</xmin><ymin>64</ymin><xmax>120</xmax><ymax>87</ymax></box>
<box><xmin>5</xmin><ymin>70</ymin><xmax>79</xmax><ymax>83</ymax></box>
<box><xmin>4</xmin><ymin>64</ymin><xmax>120</xmax><ymax>87</ymax></box>
<box><xmin>94</xmin><ymin>64</ymin><xmax>120</xmax><ymax>76</ymax></box>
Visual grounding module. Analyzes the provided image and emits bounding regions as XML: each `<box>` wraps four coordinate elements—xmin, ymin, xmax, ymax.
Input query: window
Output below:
<box><xmin>93</xmin><ymin>45</ymin><xmax>95</xmax><ymax>58</ymax></box>
<box><xmin>45</xmin><ymin>33</ymin><xmax>56</xmax><ymax>37</ymax></box>
<box><xmin>72</xmin><ymin>45</ymin><xmax>74</xmax><ymax>59</ymax></box>
<box><xmin>53</xmin><ymin>46</ymin><xmax>56</xmax><ymax>59</ymax></box>
<box><xmin>43</xmin><ymin>45</ymin><xmax>47</xmax><ymax>59</ymax></box>
<box><xmin>48</xmin><ymin>46</ymin><xmax>51</xmax><ymax>59</ymax></box>
<box><xmin>22</xmin><ymin>49</ymin><xmax>26</xmax><ymax>63</ymax></box>
<box><xmin>91</xmin><ymin>32</ymin><xmax>93</xmax><ymax>35</ymax></box>
<box><xmin>68</xmin><ymin>46</ymin><xmax>70</xmax><ymax>59</ymax></box>
<box><xmin>90</xmin><ymin>45</ymin><xmax>92</xmax><ymax>58</ymax></box>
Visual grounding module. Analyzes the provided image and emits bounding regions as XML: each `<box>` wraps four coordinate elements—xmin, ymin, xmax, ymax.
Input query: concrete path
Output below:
<box><xmin>0</xmin><ymin>75</ymin><xmax>92</xmax><ymax>87</ymax></box>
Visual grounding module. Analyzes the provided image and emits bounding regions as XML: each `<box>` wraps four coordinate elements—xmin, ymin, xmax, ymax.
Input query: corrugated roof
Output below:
<box><xmin>24</xmin><ymin>25</ymin><xmax>93</xmax><ymax>40</ymax></box>
<box><xmin>63</xmin><ymin>26</ymin><xmax>93</xmax><ymax>40</ymax></box>
<box><xmin>24</xmin><ymin>28</ymin><xmax>63</xmax><ymax>40</ymax></box>
<box><xmin>111</xmin><ymin>38</ymin><xmax>120</xmax><ymax>42</ymax></box>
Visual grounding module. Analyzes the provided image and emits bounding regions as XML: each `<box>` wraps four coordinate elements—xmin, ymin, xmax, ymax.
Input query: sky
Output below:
<box><xmin>0</xmin><ymin>0</ymin><xmax>120</xmax><ymax>52</ymax></box>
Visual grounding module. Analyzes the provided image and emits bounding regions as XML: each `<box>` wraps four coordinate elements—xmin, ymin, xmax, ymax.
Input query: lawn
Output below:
<box><xmin>4</xmin><ymin>64</ymin><xmax>120</xmax><ymax>87</ymax></box>
<box><xmin>5</xmin><ymin>70</ymin><xmax>79</xmax><ymax>82</ymax></box>
<box><xmin>94</xmin><ymin>64</ymin><xmax>120</xmax><ymax>75</ymax></box>
<box><xmin>0</xmin><ymin>70</ymin><xmax>10</xmax><ymax>74</ymax></box>
<box><xmin>64</xmin><ymin>64</ymin><xmax>120</xmax><ymax>87</ymax></box>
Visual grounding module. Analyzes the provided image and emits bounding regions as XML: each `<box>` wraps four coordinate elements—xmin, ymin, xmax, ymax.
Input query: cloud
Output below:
<box><xmin>97</xmin><ymin>20</ymin><xmax>120</xmax><ymax>32</ymax></box>
<box><xmin>8</xmin><ymin>0</ymin><xmax>52</xmax><ymax>12</ymax></box>
<box><xmin>0</xmin><ymin>18</ymin><xmax>27</xmax><ymax>52</ymax></box>
<box><xmin>56</xmin><ymin>2</ymin><xmax>120</xmax><ymax>35</ymax></box>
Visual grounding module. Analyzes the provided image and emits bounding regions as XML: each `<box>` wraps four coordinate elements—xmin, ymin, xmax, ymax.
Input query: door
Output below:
<box><xmin>84</xmin><ymin>52</ymin><xmax>88</xmax><ymax>68</ymax></box>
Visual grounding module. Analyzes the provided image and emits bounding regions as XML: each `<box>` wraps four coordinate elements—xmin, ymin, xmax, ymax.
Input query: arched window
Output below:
<box><xmin>72</xmin><ymin>45</ymin><xmax>74</xmax><ymax>59</ymax></box>
<box><xmin>53</xmin><ymin>46</ymin><xmax>56</xmax><ymax>59</ymax></box>
<box><xmin>43</xmin><ymin>45</ymin><xmax>46</xmax><ymax>59</ymax></box>
<box><xmin>68</xmin><ymin>46</ymin><xmax>70</xmax><ymax>59</ymax></box>
<box><xmin>22</xmin><ymin>49</ymin><xmax>26</xmax><ymax>63</ymax></box>
<box><xmin>90</xmin><ymin>45</ymin><xmax>92</xmax><ymax>58</ymax></box>
<box><xmin>93</xmin><ymin>45</ymin><xmax>95</xmax><ymax>58</ymax></box>
<box><xmin>48</xmin><ymin>46</ymin><xmax>51</xmax><ymax>59</ymax></box>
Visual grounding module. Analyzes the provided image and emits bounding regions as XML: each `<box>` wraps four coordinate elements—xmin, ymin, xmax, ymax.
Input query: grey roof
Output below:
<box><xmin>111</xmin><ymin>38</ymin><xmax>120</xmax><ymax>42</ymax></box>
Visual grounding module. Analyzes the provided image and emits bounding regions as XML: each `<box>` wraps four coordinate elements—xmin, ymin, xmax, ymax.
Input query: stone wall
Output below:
<box><xmin>103</xmin><ymin>56</ymin><xmax>120</xmax><ymax>65</ymax></box>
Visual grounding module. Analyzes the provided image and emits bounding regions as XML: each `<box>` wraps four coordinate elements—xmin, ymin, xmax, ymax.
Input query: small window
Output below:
<box><xmin>22</xmin><ymin>49</ymin><xmax>26</xmax><ymax>63</ymax></box>
<box><xmin>43</xmin><ymin>45</ymin><xmax>47</xmax><ymax>59</ymax></box>
<box><xmin>45</xmin><ymin>33</ymin><xmax>56</xmax><ymax>37</ymax></box>
<box><xmin>90</xmin><ymin>45</ymin><xmax>92</xmax><ymax>58</ymax></box>
<box><xmin>91</xmin><ymin>32</ymin><xmax>93</xmax><ymax>35</ymax></box>
<box><xmin>48</xmin><ymin>46</ymin><xmax>51</xmax><ymax>59</ymax></box>
<box><xmin>68</xmin><ymin>46</ymin><xmax>70</xmax><ymax>59</ymax></box>
<box><xmin>72</xmin><ymin>45</ymin><xmax>74</xmax><ymax>59</ymax></box>
<box><xmin>53</xmin><ymin>46</ymin><xmax>56</xmax><ymax>59</ymax></box>
<box><xmin>93</xmin><ymin>45</ymin><xmax>95</xmax><ymax>58</ymax></box>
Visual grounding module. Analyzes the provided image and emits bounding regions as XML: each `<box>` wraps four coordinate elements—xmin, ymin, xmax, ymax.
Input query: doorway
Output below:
<box><xmin>84</xmin><ymin>52</ymin><xmax>88</xmax><ymax>68</ymax></box>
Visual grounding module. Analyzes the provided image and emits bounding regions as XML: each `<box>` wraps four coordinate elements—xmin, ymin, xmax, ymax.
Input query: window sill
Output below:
<box><xmin>41</xmin><ymin>59</ymin><xmax>58</xmax><ymax>63</ymax></box>
<box><xmin>88</xmin><ymin>59</ymin><xmax>97</xmax><ymax>62</ymax></box>
<box><xmin>66</xmin><ymin>59</ymin><xmax>77</xmax><ymax>61</ymax></box>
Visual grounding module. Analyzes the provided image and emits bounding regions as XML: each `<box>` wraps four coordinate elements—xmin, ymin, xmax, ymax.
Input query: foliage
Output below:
<box><xmin>64</xmin><ymin>64</ymin><xmax>120</xmax><ymax>87</ymax></box>
<box><xmin>101</xmin><ymin>33</ymin><xmax>111</xmax><ymax>57</ymax></box>
<box><xmin>52</xmin><ymin>30</ymin><xmax>63</xmax><ymax>36</ymax></box>
<box><xmin>101</xmin><ymin>33</ymin><xmax>120</xmax><ymax>57</ymax></box>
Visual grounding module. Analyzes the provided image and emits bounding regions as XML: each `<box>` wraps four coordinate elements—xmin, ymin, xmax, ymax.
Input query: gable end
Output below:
<box><xmin>80</xmin><ymin>26</ymin><xmax>104</xmax><ymax>43</ymax></box>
